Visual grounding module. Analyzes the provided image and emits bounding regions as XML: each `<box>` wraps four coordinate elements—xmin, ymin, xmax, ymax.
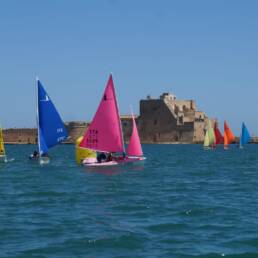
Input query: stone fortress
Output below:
<box><xmin>136</xmin><ymin>93</ymin><xmax>206</xmax><ymax>143</ymax></box>
<box><xmin>3</xmin><ymin>92</ymin><xmax>209</xmax><ymax>144</ymax></box>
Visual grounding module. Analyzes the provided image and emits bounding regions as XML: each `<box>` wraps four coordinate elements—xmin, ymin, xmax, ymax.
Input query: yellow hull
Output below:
<box><xmin>75</xmin><ymin>136</ymin><xmax>96</xmax><ymax>164</ymax></box>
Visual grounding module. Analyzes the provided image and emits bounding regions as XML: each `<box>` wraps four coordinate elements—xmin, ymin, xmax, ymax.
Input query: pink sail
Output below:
<box><xmin>79</xmin><ymin>74</ymin><xmax>124</xmax><ymax>153</ymax></box>
<box><xmin>126</xmin><ymin>113</ymin><xmax>143</xmax><ymax>156</ymax></box>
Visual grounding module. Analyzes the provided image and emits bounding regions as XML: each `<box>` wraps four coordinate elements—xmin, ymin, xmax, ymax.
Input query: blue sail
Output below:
<box><xmin>37</xmin><ymin>79</ymin><xmax>68</xmax><ymax>155</ymax></box>
<box><xmin>240</xmin><ymin>122</ymin><xmax>251</xmax><ymax>146</ymax></box>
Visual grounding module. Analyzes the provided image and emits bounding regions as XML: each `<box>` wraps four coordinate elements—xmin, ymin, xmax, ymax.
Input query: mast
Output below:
<box><xmin>113</xmin><ymin>75</ymin><xmax>126</xmax><ymax>156</ymax></box>
<box><xmin>36</xmin><ymin>77</ymin><xmax>41</xmax><ymax>156</ymax></box>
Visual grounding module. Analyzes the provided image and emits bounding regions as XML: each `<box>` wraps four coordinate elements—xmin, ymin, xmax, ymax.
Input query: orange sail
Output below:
<box><xmin>224</xmin><ymin>131</ymin><xmax>228</xmax><ymax>147</ymax></box>
<box><xmin>224</xmin><ymin>121</ymin><xmax>235</xmax><ymax>147</ymax></box>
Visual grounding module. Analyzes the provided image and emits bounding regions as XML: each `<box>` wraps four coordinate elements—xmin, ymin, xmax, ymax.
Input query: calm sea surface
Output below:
<box><xmin>1</xmin><ymin>144</ymin><xmax>258</xmax><ymax>258</ymax></box>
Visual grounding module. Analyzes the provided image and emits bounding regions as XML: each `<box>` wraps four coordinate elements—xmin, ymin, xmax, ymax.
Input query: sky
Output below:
<box><xmin>0</xmin><ymin>0</ymin><xmax>258</xmax><ymax>134</ymax></box>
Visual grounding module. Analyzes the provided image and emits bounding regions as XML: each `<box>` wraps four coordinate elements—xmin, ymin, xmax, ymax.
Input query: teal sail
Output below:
<box><xmin>240</xmin><ymin>122</ymin><xmax>251</xmax><ymax>147</ymax></box>
<box><xmin>37</xmin><ymin>79</ymin><xmax>68</xmax><ymax>155</ymax></box>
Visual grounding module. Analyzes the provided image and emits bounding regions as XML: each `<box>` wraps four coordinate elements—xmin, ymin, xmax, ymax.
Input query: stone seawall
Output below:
<box><xmin>3</xmin><ymin>128</ymin><xmax>37</xmax><ymax>144</ymax></box>
<box><xmin>2</xmin><ymin>120</ymin><xmax>132</xmax><ymax>144</ymax></box>
<box><xmin>3</xmin><ymin>125</ymin><xmax>86</xmax><ymax>144</ymax></box>
<box><xmin>3</xmin><ymin>124</ymin><xmax>258</xmax><ymax>144</ymax></box>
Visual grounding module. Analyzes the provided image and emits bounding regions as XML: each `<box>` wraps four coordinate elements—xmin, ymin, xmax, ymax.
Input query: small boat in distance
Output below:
<box><xmin>30</xmin><ymin>78</ymin><xmax>68</xmax><ymax>165</ymax></box>
<box><xmin>239</xmin><ymin>122</ymin><xmax>251</xmax><ymax>148</ymax></box>
<box><xmin>224</xmin><ymin>121</ymin><xmax>235</xmax><ymax>150</ymax></box>
<box><xmin>80</xmin><ymin>74</ymin><xmax>145</xmax><ymax>166</ymax></box>
<box><xmin>203</xmin><ymin>120</ymin><xmax>216</xmax><ymax>149</ymax></box>
<box><xmin>0</xmin><ymin>126</ymin><xmax>7</xmax><ymax>162</ymax></box>
<box><xmin>126</xmin><ymin>111</ymin><xmax>145</xmax><ymax>159</ymax></box>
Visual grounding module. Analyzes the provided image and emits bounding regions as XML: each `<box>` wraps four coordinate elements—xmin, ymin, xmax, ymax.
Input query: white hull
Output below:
<box><xmin>39</xmin><ymin>156</ymin><xmax>50</xmax><ymax>165</ymax></box>
<box><xmin>127</xmin><ymin>156</ymin><xmax>146</xmax><ymax>161</ymax></box>
<box><xmin>0</xmin><ymin>155</ymin><xmax>7</xmax><ymax>163</ymax></box>
<box><xmin>83</xmin><ymin>160</ymin><xmax>119</xmax><ymax>167</ymax></box>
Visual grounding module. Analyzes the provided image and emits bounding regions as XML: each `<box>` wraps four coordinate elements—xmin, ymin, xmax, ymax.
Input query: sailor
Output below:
<box><xmin>29</xmin><ymin>150</ymin><xmax>39</xmax><ymax>159</ymax></box>
<box><xmin>97</xmin><ymin>152</ymin><xmax>106</xmax><ymax>163</ymax></box>
<box><xmin>106</xmin><ymin>152</ymin><xmax>113</xmax><ymax>162</ymax></box>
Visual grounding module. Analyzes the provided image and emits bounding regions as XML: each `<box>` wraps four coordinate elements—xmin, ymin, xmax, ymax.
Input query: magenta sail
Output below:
<box><xmin>126</xmin><ymin>113</ymin><xmax>143</xmax><ymax>157</ymax></box>
<box><xmin>79</xmin><ymin>75</ymin><xmax>124</xmax><ymax>153</ymax></box>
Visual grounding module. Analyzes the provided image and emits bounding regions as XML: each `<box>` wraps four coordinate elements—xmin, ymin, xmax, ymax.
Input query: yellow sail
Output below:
<box><xmin>75</xmin><ymin>136</ymin><xmax>96</xmax><ymax>164</ymax></box>
<box><xmin>203</xmin><ymin>130</ymin><xmax>210</xmax><ymax>147</ymax></box>
<box><xmin>207</xmin><ymin>120</ymin><xmax>216</xmax><ymax>146</ymax></box>
<box><xmin>204</xmin><ymin>120</ymin><xmax>215</xmax><ymax>148</ymax></box>
<box><xmin>0</xmin><ymin>127</ymin><xmax>6</xmax><ymax>157</ymax></box>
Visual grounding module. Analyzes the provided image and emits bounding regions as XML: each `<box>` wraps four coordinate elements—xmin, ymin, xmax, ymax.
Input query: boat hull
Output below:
<box><xmin>82</xmin><ymin>156</ymin><xmax>146</xmax><ymax>167</ymax></box>
<box><xmin>125</xmin><ymin>156</ymin><xmax>146</xmax><ymax>162</ymax></box>
<box><xmin>0</xmin><ymin>155</ymin><xmax>7</xmax><ymax>163</ymax></box>
<box><xmin>83</xmin><ymin>160</ymin><xmax>119</xmax><ymax>167</ymax></box>
<box><xmin>39</xmin><ymin>157</ymin><xmax>50</xmax><ymax>165</ymax></box>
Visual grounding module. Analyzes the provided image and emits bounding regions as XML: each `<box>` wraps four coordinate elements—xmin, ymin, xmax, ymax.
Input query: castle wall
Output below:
<box><xmin>170</xmin><ymin>100</ymin><xmax>195</xmax><ymax>113</ymax></box>
<box><xmin>3</xmin><ymin>128</ymin><xmax>37</xmax><ymax>144</ymax></box>
<box><xmin>193</xmin><ymin>121</ymin><xmax>205</xmax><ymax>143</ymax></box>
<box><xmin>121</xmin><ymin>116</ymin><xmax>133</xmax><ymax>143</ymax></box>
<box><xmin>138</xmin><ymin>99</ymin><xmax>195</xmax><ymax>143</ymax></box>
<box><xmin>65</xmin><ymin>122</ymin><xmax>88</xmax><ymax>143</ymax></box>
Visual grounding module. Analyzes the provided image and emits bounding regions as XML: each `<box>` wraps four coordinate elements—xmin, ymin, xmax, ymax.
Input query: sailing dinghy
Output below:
<box><xmin>80</xmin><ymin>74</ymin><xmax>145</xmax><ymax>166</ymax></box>
<box><xmin>224</xmin><ymin>121</ymin><xmax>235</xmax><ymax>150</ymax></box>
<box><xmin>203</xmin><ymin>120</ymin><xmax>216</xmax><ymax>149</ymax></box>
<box><xmin>239</xmin><ymin>122</ymin><xmax>251</xmax><ymax>148</ymax></box>
<box><xmin>31</xmin><ymin>78</ymin><xmax>68</xmax><ymax>165</ymax></box>
<box><xmin>126</xmin><ymin>111</ymin><xmax>145</xmax><ymax>161</ymax></box>
<box><xmin>0</xmin><ymin>126</ymin><xmax>7</xmax><ymax>162</ymax></box>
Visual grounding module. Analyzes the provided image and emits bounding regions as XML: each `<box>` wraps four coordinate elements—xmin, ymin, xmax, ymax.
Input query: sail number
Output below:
<box><xmin>57</xmin><ymin>128</ymin><xmax>65</xmax><ymax>142</ymax></box>
<box><xmin>57</xmin><ymin>136</ymin><xmax>65</xmax><ymax>142</ymax></box>
<box><xmin>57</xmin><ymin>128</ymin><xmax>63</xmax><ymax>133</ymax></box>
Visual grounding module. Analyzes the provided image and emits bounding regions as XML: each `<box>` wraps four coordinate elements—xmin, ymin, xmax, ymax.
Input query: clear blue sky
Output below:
<box><xmin>1</xmin><ymin>0</ymin><xmax>258</xmax><ymax>135</ymax></box>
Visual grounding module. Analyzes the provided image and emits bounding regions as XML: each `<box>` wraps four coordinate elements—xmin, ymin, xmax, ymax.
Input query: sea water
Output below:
<box><xmin>0</xmin><ymin>144</ymin><xmax>258</xmax><ymax>258</ymax></box>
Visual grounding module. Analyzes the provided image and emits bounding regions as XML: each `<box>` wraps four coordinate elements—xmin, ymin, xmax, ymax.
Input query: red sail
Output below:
<box><xmin>214</xmin><ymin>122</ymin><xmax>224</xmax><ymax>144</ymax></box>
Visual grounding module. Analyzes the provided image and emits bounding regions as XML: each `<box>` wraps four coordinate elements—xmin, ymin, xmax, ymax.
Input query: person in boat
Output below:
<box><xmin>97</xmin><ymin>152</ymin><xmax>107</xmax><ymax>163</ymax></box>
<box><xmin>106</xmin><ymin>152</ymin><xmax>113</xmax><ymax>162</ymax></box>
<box><xmin>115</xmin><ymin>152</ymin><xmax>126</xmax><ymax>161</ymax></box>
<box><xmin>29</xmin><ymin>150</ymin><xmax>39</xmax><ymax>160</ymax></box>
